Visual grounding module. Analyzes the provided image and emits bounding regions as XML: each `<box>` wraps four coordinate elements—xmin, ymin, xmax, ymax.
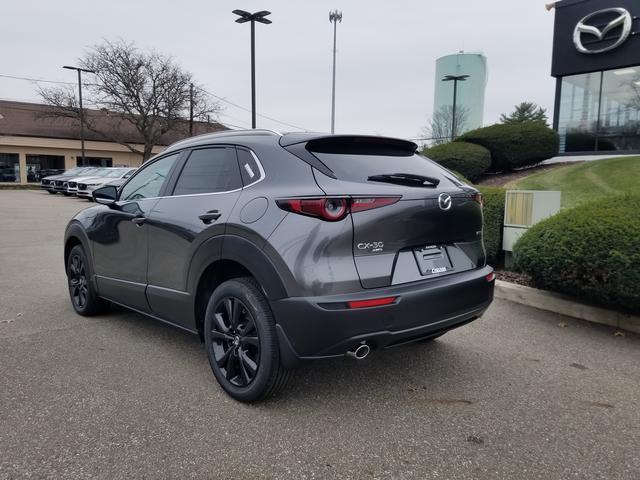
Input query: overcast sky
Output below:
<box><xmin>1</xmin><ymin>0</ymin><xmax>557</xmax><ymax>139</ymax></box>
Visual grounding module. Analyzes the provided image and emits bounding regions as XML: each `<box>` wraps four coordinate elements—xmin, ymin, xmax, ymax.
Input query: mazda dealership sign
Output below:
<box><xmin>552</xmin><ymin>0</ymin><xmax>639</xmax><ymax>77</ymax></box>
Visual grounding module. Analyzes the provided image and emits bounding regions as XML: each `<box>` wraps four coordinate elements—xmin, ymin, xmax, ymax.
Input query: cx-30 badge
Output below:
<box><xmin>573</xmin><ymin>8</ymin><xmax>633</xmax><ymax>54</ymax></box>
<box><xmin>438</xmin><ymin>193</ymin><xmax>452</xmax><ymax>211</ymax></box>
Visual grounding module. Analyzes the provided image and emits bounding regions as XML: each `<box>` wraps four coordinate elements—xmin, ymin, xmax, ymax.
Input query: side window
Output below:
<box><xmin>237</xmin><ymin>148</ymin><xmax>263</xmax><ymax>186</ymax></box>
<box><xmin>172</xmin><ymin>148</ymin><xmax>242</xmax><ymax>196</ymax></box>
<box><xmin>120</xmin><ymin>153</ymin><xmax>180</xmax><ymax>201</ymax></box>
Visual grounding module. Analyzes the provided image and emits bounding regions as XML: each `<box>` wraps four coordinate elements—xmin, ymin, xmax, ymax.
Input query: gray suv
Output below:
<box><xmin>64</xmin><ymin>130</ymin><xmax>494</xmax><ymax>402</ymax></box>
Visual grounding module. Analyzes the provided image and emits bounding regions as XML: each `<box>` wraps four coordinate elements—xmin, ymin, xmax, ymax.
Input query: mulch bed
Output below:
<box><xmin>495</xmin><ymin>270</ymin><xmax>535</xmax><ymax>288</ymax></box>
<box><xmin>475</xmin><ymin>161</ymin><xmax>583</xmax><ymax>187</ymax></box>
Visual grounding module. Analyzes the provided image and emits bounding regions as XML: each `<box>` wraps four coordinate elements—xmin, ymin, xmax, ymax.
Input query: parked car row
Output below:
<box><xmin>41</xmin><ymin>167</ymin><xmax>136</xmax><ymax>200</ymax></box>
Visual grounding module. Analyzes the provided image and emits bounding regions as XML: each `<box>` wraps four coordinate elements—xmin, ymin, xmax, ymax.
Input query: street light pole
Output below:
<box><xmin>329</xmin><ymin>10</ymin><xmax>342</xmax><ymax>134</ymax></box>
<box><xmin>442</xmin><ymin>74</ymin><xmax>469</xmax><ymax>141</ymax></box>
<box><xmin>232</xmin><ymin>9</ymin><xmax>272</xmax><ymax>129</ymax></box>
<box><xmin>63</xmin><ymin>65</ymin><xmax>95</xmax><ymax>163</ymax></box>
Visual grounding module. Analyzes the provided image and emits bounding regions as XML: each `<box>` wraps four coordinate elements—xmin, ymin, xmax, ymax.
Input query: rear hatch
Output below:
<box><xmin>301</xmin><ymin>136</ymin><xmax>486</xmax><ymax>288</ymax></box>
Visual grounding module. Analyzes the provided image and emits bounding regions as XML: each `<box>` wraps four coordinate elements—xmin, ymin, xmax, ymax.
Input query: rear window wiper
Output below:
<box><xmin>367</xmin><ymin>173</ymin><xmax>440</xmax><ymax>187</ymax></box>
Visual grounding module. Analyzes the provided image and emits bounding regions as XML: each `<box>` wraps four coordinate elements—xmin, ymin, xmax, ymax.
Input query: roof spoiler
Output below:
<box><xmin>279</xmin><ymin>133</ymin><xmax>417</xmax><ymax>154</ymax></box>
<box><xmin>279</xmin><ymin>134</ymin><xmax>418</xmax><ymax>179</ymax></box>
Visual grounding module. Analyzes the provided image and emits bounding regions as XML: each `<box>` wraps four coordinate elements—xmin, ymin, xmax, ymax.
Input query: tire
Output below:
<box><xmin>47</xmin><ymin>190</ymin><xmax>57</xmax><ymax>195</ymax></box>
<box><xmin>63</xmin><ymin>192</ymin><xmax>71</xmax><ymax>196</ymax></box>
<box><xmin>204</xmin><ymin>277</ymin><xmax>291</xmax><ymax>402</ymax></box>
<box><xmin>66</xmin><ymin>245</ymin><xmax>109</xmax><ymax>316</ymax></box>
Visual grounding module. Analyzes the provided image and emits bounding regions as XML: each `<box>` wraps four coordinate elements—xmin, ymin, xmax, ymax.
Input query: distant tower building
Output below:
<box><xmin>433</xmin><ymin>52</ymin><xmax>488</xmax><ymax>136</ymax></box>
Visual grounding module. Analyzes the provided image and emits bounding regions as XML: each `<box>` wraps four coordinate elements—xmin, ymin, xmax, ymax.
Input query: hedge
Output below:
<box><xmin>424</xmin><ymin>142</ymin><xmax>491</xmax><ymax>182</ymax></box>
<box><xmin>477</xmin><ymin>187</ymin><xmax>505</xmax><ymax>266</ymax></box>
<box><xmin>459</xmin><ymin>122</ymin><xmax>559</xmax><ymax>172</ymax></box>
<box><xmin>513</xmin><ymin>194</ymin><xmax>640</xmax><ymax>313</ymax></box>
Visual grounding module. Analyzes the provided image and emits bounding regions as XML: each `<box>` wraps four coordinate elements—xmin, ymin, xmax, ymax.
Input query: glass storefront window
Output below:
<box><xmin>599</xmin><ymin>69</ymin><xmax>640</xmax><ymax>151</ymax></box>
<box><xmin>0</xmin><ymin>153</ymin><xmax>20</xmax><ymax>182</ymax></box>
<box><xmin>557</xmin><ymin>66</ymin><xmax>640</xmax><ymax>153</ymax></box>
<box><xmin>25</xmin><ymin>154</ymin><xmax>65</xmax><ymax>183</ymax></box>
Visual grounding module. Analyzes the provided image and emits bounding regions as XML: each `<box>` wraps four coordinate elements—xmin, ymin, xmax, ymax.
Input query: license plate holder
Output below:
<box><xmin>413</xmin><ymin>245</ymin><xmax>453</xmax><ymax>276</ymax></box>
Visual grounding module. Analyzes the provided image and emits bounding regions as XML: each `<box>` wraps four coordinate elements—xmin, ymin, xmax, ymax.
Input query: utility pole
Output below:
<box><xmin>232</xmin><ymin>9</ymin><xmax>272</xmax><ymax>129</ymax></box>
<box><xmin>329</xmin><ymin>10</ymin><xmax>342</xmax><ymax>134</ymax></box>
<box><xmin>442</xmin><ymin>74</ymin><xmax>469</xmax><ymax>141</ymax></box>
<box><xmin>63</xmin><ymin>65</ymin><xmax>95</xmax><ymax>163</ymax></box>
<box><xmin>189</xmin><ymin>83</ymin><xmax>194</xmax><ymax>136</ymax></box>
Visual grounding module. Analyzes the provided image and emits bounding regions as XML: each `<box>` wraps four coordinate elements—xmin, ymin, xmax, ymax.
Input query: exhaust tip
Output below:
<box><xmin>347</xmin><ymin>343</ymin><xmax>370</xmax><ymax>360</ymax></box>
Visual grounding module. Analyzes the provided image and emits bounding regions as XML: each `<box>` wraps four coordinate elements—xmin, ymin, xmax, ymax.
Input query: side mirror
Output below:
<box><xmin>93</xmin><ymin>185</ymin><xmax>118</xmax><ymax>206</ymax></box>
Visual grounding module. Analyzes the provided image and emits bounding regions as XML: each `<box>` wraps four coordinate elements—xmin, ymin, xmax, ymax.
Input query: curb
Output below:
<box><xmin>494</xmin><ymin>280</ymin><xmax>640</xmax><ymax>335</ymax></box>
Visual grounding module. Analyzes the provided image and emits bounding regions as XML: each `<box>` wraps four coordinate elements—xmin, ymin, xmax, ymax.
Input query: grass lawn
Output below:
<box><xmin>505</xmin><ymin>156</ymin><xmax>640</xmax><ymax>209</ymax></box>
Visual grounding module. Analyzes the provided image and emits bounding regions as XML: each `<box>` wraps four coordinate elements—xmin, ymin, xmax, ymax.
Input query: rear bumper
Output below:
<box><xmin>271</xmin><ymin>265</ymin><xmax>494</xmax><ymax>367</ymax></box>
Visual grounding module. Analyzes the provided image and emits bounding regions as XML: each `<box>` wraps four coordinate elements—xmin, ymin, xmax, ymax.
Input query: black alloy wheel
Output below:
<box><xmin>209</xmin><ymin>296</ymin><xmax>260</xmax><ymax>387</ymax></box>
<box><xmin>68</xmin><ymin>252</ymin><xmax>88</xmax><ymax>309</ymax></box>
<box><xmin>204</xmin><ymin>278</ymin><xmax>291</xmax><ymax>402</ymax></box>
<box><xmin>66</xmin><ymin>245</ymin><xmax>109</xmax><ymax>316</ymax></box>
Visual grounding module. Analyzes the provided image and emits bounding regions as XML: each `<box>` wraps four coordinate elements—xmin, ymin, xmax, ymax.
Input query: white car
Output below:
<box><xmin>66</xmin><ymin>168</ymin><xmax>111</xmax><ymax>195</ymax></box>
<box><xmin>77</xmin><ymin>168</ymin><xmax>137</xmax><ymax>200</ymax></box>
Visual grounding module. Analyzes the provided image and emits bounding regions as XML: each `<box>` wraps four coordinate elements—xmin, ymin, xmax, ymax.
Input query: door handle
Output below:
<box><xmin>131</xmin><ymin>216</ymin><xmax>146</xmax><ymax>226</ymax></box>
<box><xmin>198</xmin><ymin>210</ymin><xmax>222</xmax><ymax>224</ymax></box>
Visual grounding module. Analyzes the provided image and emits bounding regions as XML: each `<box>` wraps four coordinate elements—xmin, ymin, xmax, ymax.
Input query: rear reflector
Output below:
<box><xmin>485</xmin><ymin>272</ymin><xmax>496</xmax><ymax>282</ymax></box>
<box><xmin>347</xmin><ymin>296</ymin><xmax>397</xmax><ymax>309</ymax></box>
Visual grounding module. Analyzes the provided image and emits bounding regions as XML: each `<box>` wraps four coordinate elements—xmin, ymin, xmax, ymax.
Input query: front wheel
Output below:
<box><xmin>204</xmin><ymin>278</ymin><xmax>291</xmax><ymax>402</ymax></box>
<box><xmin>67</xmin><ymin>245</ymin><xmax>109</xmax><ymax>316</ymax></box>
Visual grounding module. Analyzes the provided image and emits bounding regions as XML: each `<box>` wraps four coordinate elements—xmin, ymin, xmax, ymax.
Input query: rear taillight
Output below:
<box><xmin>485</xmin><ymin>271</ymin><xmax>495</xmax><ymax>282</ymax></box>
<box><xmin>472</xmin><ymin>192</ymin><xmax>484</xmax><ymax>207</ymax></box>
<box><xmin>276</xmin><ymin>196</ymin><xmax>400</xmax><ymax>222</ymax></box>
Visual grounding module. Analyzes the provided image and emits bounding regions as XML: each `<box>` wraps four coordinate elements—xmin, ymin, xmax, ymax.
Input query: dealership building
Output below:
<box><xmin>552</xmin><ymin>0</ymin><xmax>640</xmax><ymax>153</ymax></box>
<box><xmin>0</xmin><ymin>100</ymin><xmax>226</xmax><ymax>184</ymax></box>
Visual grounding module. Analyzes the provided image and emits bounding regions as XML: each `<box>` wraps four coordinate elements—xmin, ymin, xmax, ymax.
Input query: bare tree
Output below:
<box><xmin>423</xmin><ymin>105</ymin><xmax>470</xmax><ymax>146</ymax></box>
<box><xmin>40</xmin><ymin>40</ymin><xmax>219</xmax><ymax>161</ymax></box>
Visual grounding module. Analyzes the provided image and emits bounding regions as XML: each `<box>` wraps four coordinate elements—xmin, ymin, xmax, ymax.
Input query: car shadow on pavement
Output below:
<box><xmin>99</xmin><ymin>304</ymin><xmax>493</xmax><ymax>405</ymax></box>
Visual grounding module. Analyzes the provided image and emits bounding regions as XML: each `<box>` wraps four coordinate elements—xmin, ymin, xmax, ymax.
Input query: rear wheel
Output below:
<box><xmin>67</xmin><ymin>245</ymin><xmax>109</xmax><ymax>316</ymax></box>
<box><xmin>204</xmin><ymin>278</ymin><xmax>291</xmax><ymax>402</ymax></box>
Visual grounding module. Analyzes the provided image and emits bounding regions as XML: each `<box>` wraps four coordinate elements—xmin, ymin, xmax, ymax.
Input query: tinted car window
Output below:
<box><xmin>120</xmin><ymin>153</ymin><xmax>180</xmax><ymax>201</ymax></box>
<box><xmin>312</xmin><ymin>152</ymin><xmax>447</xmax><ymax>183</ymax></box>
<box><xmin>172</xmin><ymin>148</ymin><xmax>242</xmax><ymax>196</ymax></box>
<box><xmin>237</xmin><ymin>149</ymin><xmax>262</xmax><ymax>186</ymax></box>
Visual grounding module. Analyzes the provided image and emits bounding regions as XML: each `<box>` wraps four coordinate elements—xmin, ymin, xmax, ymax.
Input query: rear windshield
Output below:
<box><xmin>312</xmin><ymin>152</ymin><xmax>449</xmax><ymax>183</ymax></box>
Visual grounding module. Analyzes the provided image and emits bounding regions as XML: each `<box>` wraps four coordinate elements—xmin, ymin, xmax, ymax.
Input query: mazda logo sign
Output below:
<box><xmin>438</xmin><ymin>193</ymin><xmax>452</xmax><ymax>211</ymax></box>
<box><xmin>573</xmin><ymin>8</ymin><xmax>633</xmax><ymax>54</ymax></box>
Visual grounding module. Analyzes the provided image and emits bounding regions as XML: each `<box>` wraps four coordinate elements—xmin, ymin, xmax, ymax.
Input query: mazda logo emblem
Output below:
<box><xmin>573</xmin><ymin>8</ymin><xmax>633</xmax><ymax>54</ymax></box>
<box><xmin>438</xmin><ymin>193</ymin><xmax>452</xmax><ymax>211</ymax></box>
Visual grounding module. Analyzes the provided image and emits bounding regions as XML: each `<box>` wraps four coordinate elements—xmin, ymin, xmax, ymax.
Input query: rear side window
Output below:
<box><xmin>236</xmin><ymin>148</ymin><xmax>262</xmax><ymax>186</ymax></box>
<box><xmin>312</xmin><ymin>151</ymin><xmax>447</xmax><ymax>183</ymax></box>
<box><xmin>173</xmin><ymin>148</ymin><xmax>242</xmax><ymax>196</ymax></box>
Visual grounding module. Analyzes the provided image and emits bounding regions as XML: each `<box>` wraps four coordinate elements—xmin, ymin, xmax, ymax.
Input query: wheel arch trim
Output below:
<box><xmin>188</xmin><ymin>235</ymin><xmax>290</xmax><ymax>302</ymax></box>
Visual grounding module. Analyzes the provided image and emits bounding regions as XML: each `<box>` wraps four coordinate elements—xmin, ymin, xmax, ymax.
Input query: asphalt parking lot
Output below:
<box><xmin>1</xmin><ymin>189</ymin><xmax>639</xmax><ymax>479</ymax></box>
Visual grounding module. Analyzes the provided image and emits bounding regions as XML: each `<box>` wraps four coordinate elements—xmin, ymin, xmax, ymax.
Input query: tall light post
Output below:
<box><xmin>329</xmin><ymin>10</ymin><xmax>342</xmax><ymax>134</ymax></box>
<box><xmin>63</xmin><ymin>65</ymin><xmax>95</xmax><ymax>163</ymax></box>
<box><xmin>442</xmin><ymin>74</ymin><xmax>469</xmax><ymax>141</ymax></box>
<box><xmin>232</xmin><ymin>9</ymin><xmax>272</xmax><ymax>129</ymax></box>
